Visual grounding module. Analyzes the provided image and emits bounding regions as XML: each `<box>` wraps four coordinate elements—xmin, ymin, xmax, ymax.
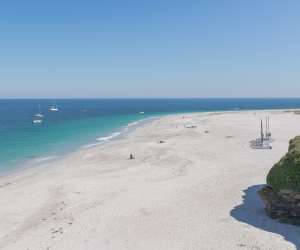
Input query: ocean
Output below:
<box><xmin>1</xmin><ymin>98</ymin><xmax>300</xmax><ymax>172</ymax></box>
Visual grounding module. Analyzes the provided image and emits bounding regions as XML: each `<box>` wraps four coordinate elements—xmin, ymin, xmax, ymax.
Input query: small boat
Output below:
<box><xmin>32</xmin><ymin>119</ymin><xmax>43</xmax><ymax>124</ymax></box>
<box><xmin>50</xmin><ymin>106</ymin><xmax>58</xmax><ymax>112</ymax></box>
<box><xmin>49</xmin><ymin>102</ymin><xmax>59</xmax><ymax>112</ymax></box>
<box><xmin>35</xmin><ymin>104</ymin><xmax>44</xmax><ymax>117</ymax></box>
<box><xmin>139</xmin><ymin>111</ymin><xmax>145</xmax><ymax>114</ymax></box>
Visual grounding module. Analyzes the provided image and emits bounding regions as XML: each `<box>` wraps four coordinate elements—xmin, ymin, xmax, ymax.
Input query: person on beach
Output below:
<box><xmin>129</xmin><ymin>154</ymin><xmax>135</xmax><ymax>160</ymax></box>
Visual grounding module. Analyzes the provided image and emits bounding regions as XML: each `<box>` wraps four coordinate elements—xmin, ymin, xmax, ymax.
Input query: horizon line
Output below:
<box><xmin>1</xmin><ymin>97</ymin><xmax>300</xmax><ymax>100</ymax></box>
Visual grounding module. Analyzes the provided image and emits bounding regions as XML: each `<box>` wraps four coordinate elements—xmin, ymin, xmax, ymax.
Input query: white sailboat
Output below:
<box><xmin>32</xmin><ymin>119</ymin><xmax>43</xmax><ymax>124</ymax></box>
<box><xmin>32</xmin><ymin>104</ymin><xmax>43</xmax><ymax>124</ymax></box>
<box><xmin>49</xmin><ymin>102</ymin><xmax>59</xmax><ymax>112</ymax></box>
<box><xmin>35</xmin><ymin>104</ymin><xmax>44</xmax><ymax>117</ymax></box>
<box><xmin>249</xmin><ymin>118</ymin><xmax>272</xmax><ymax>149</ymax></box>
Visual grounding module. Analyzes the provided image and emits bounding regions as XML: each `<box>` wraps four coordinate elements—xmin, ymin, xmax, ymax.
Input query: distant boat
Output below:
<box><xmin>49</xmin><ymin>102</ymin><xmax>59</xmax><ymax>112</ymax></box>
<box><xmin>35</xmin><ymin>104</ymin><xmax>44</xmax><ymax>117</ymax></box>
<box><xmin>139</xmin><ymin>111</ymin><xmax>145</xmax><ymax>114</ymax></box>
<box><xmin>32</xmin><ymin>119</ymin><xmax>43</xmax><ymax>124</ymax></box>
<box><xmin>50</xmin><ymin>106</ymin><xmax>58</xmax><ymax>112</ymax></box>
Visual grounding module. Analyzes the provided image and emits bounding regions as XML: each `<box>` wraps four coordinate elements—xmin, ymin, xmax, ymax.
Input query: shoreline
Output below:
<box><xmin>1</xmin><ymin>107</ymin><xmax>300</xmax><ymax>178</ymax></box>
<box><xmin>0</xmin><ymin>115</ymin><xmax>161</xmax><ymax>178</ymax></box>
<box><xmin>1</xmin><ymin>108</ymin><xmax>299</xmax><ymax>180</ymax></box>
<box><xmin>1</xmin><ymin>109</ymin><xmax>300</xmax><ymax>249</ymax></box>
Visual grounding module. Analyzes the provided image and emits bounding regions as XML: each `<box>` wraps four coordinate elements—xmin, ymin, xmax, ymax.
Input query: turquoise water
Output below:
<box><xmin>1</xmin><ymin>98</ymin><xmax>300</xmax><ymax>172</ymax></box>
<box><xmin>0</xmin><ymin>112</ymin><xmax>156</xmax><ymax>171</ymax></box>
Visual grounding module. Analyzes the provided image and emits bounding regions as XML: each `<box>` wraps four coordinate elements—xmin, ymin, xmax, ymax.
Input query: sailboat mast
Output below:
<box><xmin>261</xmin><ymin>119</ymin><xmax>264</xmax><ymax>142</ymax></box>
<box><xmin>268</xmin><ymin>116</ymin><xmax>270</xmax><ymax>136</ymax></box>
<box><xmin>265</xmin><ymin>116</ymin><xmax>268</xmax><ymax>140</ymax></box>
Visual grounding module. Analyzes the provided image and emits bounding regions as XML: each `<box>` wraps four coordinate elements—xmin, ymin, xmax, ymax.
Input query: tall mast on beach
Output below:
<box><xmin>261</xmin><ymin>119</ymin><xmax>264</xmax><ymax>142</ymax></box>
<box><xmin>267</xmin><ymin>116</ymin><xmax>271</xmax><ymax>140</ymax></box>
<box><xmin>268</xmin><ymin>116</ymin><xmax>270</xmax><ymax>136</ymax></box>
<box><xmin>265</xmin><ymin>116</ymin><xmax>268</xmax><ymax>140</ymax></box>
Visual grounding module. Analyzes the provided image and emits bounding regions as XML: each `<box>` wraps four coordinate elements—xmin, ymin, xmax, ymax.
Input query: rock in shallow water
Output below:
<box><xmin>258</xmin><ymin>186</ymin><xmax>300</xmax><ymax>225</ymax></box>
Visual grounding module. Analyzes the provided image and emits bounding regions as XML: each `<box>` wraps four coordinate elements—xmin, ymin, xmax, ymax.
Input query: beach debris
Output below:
<box><xmin>225</xmin><ymin>135</ymin><xmax>234</xmax><ymax>139</ymax></box>
<box><xmin>185</xmin><ymin>124</ymin><xmax>197</xmax><ymax>128</ymax></box>
<box><xmin>158</xmin><ymin>140</ymin><xmax>165</xmax><ymax>144</ymax></box>
<box><xmin>129</xmin><ymin>154</ymin><xmax>135</xmax><ymax>160</ymax></box>
<box><xmin>259</xmin><ymin>136</ymin><xmax>300</xmax><ymax>224</ymax></box>
<box><xmin>51</xmin><ymin>227</ymin><xmax>64</xmax><ymax>234</ymax></box>
<box><xmin>204</xmin><ymin>130</ymin><xmax>210</xmax><ymax>134</ymax></box>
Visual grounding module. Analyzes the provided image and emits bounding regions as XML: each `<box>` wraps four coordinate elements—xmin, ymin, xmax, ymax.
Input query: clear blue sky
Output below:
<box><xmin>1</xmin><ymin>0</ymin><xmax>299</xmax><ymax>98</ymax></box>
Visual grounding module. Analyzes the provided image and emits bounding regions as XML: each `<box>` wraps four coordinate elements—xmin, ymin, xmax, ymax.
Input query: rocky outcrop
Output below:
<box><xmin>258</xmin><ymin>186</ymin><xmax>300</xmax><ymax>225</ymax></box>
<box><xmin>258</xmin><ymin>136</ymin><xmax>300</xmax><ymax>225</ymax></box>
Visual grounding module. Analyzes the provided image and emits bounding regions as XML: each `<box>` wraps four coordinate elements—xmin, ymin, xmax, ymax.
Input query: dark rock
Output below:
<box><xmin>258</xmin><ymin>185</ymin><xmax>300</xmax><ymax>225</ymax></box>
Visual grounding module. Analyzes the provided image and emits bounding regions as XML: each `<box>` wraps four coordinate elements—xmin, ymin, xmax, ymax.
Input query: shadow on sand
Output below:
<box><xmin>231</xmin><ymin>184</ymin><xmax>300</xmax><ymax>250</ymax></box>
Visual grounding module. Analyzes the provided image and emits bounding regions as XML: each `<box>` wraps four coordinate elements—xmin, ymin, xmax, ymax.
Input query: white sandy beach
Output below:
<box><xmin>1</xmin><ymin>110</ymin><xmax>300</xmax><ymax>250</ymax></box>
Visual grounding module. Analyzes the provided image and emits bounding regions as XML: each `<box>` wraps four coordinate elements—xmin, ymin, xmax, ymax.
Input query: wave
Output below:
<box><xmin>96</xmin><ymin>132</ymin><xmax>121</xmax><ymax>141</ymax></box>
<box><xmin>126</xmin><ymin>121</ymin><xmax>139</xmax><ymax>127</ymax></box>
<box><xmin>32</xmin><ymin>156</ymin><xmax>60</xmax><ymax>162</ymax></box>
<box><xmin>82</xmin><ymin>142</ymin><xmax>104</xmax><ymax>149</ymax></box>
<box><xmin>82</xmin><ymin>116</ymin><xmax>158</xmax><ymax>150</ymax></box>
<box><xmin>82</xmin><ymin>132</ymin><xmax>122</xmax><ymax>149</ymax></box>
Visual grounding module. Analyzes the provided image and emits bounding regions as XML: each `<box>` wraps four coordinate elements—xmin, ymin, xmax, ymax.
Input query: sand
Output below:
<box><xmin>1</xmin><ymin>110</ymin><xmax>300</xmax><ymax>250</ymax></box>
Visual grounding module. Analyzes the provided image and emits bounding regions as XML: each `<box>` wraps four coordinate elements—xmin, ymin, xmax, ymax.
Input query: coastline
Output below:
<box><xmin>0</xmin><ymin>108</ymin><xmax>298</xmax><ymax>180</ymax></box>
<box><xmin>0</xmin><ymin>109</ymin><xmax>285</xmax><ymax>177</ymax></box>
<box><xmin>1</xmin><ymin>104</ymin><xmax>300</xmax><ymax>176</ymax></box>
<box><xmin>0</xmin><ymin>115</ymin><xmax>161</xmax><ymax>178</ymax></box>
<box><xmin>1</xmin><ymin>109</ymin><xmax>300</xmax><ymax>249</ymax></box>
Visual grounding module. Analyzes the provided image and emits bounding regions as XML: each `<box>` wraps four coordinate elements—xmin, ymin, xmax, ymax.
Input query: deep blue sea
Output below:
<box><xmin>1</xmin><ymin>98</ymin><xmax>300</xmax><ymax>172</ymax></box>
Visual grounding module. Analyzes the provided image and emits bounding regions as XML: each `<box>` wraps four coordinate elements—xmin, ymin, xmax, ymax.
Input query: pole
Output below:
<box><xmin>266</xmin><ymin>117</ymin><xmax>268</xmax><ymax>140</ymax></box>
<box><xmin>261</xmin><ymin>119</ymin><xmax>264</xmax><ymax>142</ymax></box>
<box><xmin>268</xmin><ymin>116</ymin><xmax>270</xmax><ymax>137</ymax></box>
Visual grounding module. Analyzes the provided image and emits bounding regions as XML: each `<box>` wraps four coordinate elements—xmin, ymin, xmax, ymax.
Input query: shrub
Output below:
<box><xmin>267</xmin><ymin>136</ymin><xmax>300</xmax><ymax>192</ymax></box>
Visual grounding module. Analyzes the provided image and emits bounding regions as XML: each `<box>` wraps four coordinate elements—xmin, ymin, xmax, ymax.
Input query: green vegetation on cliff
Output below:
<box><xmin>267</xmin><ymin>136</ymin><xmax>300</xmax><ymax>192</ymax></box>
